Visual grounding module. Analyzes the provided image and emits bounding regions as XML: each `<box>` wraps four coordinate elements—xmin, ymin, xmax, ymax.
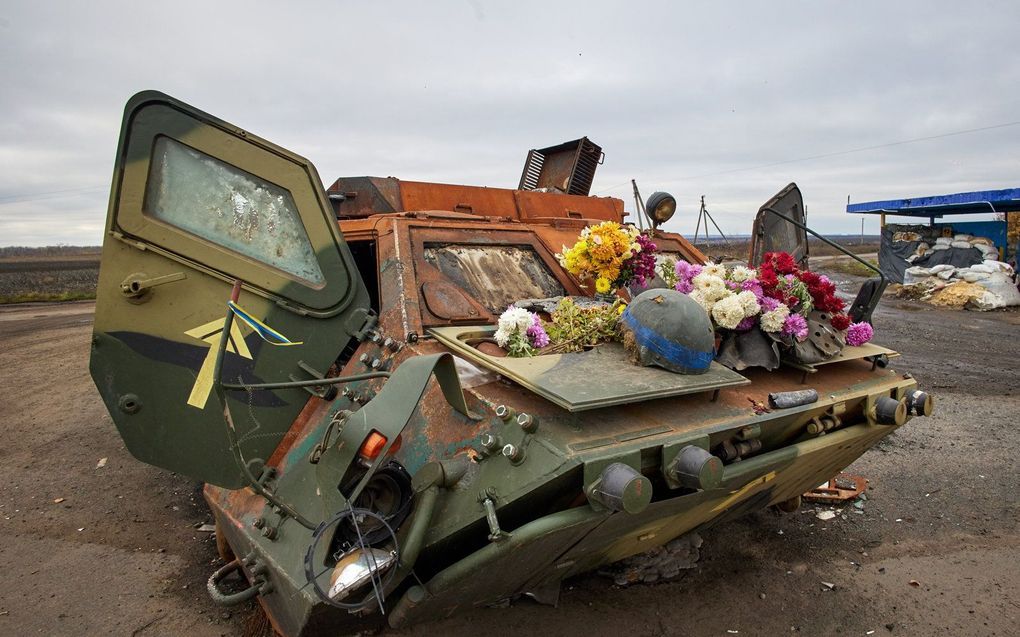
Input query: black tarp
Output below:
<box><xmin>879</xmin><ymin>224</ymin><xmax>983</xmax><ymax>284</ymax></box>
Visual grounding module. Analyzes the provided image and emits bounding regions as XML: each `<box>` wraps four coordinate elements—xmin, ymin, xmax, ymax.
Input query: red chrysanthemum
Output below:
<box><xmin>764</xmin><ymin>251</ymin><xmax>798</xmax><ymax>275</ymax></box>
<box><xmin>830</xmin><ymin>313</ymin><xmax>851</xmax><ymax>331</ymax></box>
<box><xmin>815</xmin><ymin>293</ymin><xmax>845</xmax><ymax>314</ymax></box>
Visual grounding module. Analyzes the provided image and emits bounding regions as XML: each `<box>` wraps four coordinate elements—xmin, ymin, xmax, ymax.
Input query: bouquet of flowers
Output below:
<box><xmin>493</xmin><ymin>298</ymin><xmax>630</xmax><ymax>357</ymax></box>
<box><xmin>494</xmin><ymin>307</ymin><xmax>549</xmax><ymax>357</ymax></box>
<box><xmin>557</xmin><ymin>222</ymin><xmax>658</xmax><ymax>294</ymax></box>
<box><xmin>666</xmin><ymin>251</ymin><xmax>874</xmax><ymax>358</ymax></box>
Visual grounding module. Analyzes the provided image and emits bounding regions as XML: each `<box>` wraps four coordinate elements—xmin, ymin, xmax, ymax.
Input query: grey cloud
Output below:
<box><xmin>1</xmin><ymin>0</ymin><xmax>1018</xmax><ymax>245</ymax></box>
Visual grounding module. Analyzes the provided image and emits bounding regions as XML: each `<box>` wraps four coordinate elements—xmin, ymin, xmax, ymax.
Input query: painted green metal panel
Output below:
<box><xmin>429</xmin><ymin>326</ymin><xmax>749</xmax><ymax>412</ymax></box>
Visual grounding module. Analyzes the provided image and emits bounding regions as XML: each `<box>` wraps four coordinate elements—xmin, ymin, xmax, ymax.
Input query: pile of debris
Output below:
<box><xmin>902</xmin><ymin>233</ymin><xmax>1000</xmax><ymax>264</ymax></box>
<box><xmin>599</xmin><ymin>532</ymin><xmax>703</xmax><ymax>586</ymax></box>
<box><xmin>899</xmin><ymin>259</ymin><xmax>1020</xmax><ymax>310</ymax></box>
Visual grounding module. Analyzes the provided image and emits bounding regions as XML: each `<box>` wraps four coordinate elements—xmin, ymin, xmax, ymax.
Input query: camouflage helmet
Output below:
<box><xmin>621</xmin><ymin>289</ymin><xmax>715</xmax><ymax>374</ymax></box>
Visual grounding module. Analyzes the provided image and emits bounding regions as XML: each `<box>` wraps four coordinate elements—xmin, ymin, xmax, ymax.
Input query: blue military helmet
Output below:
<box><xmin>620</xmin><ymin>289</ymin><xmax>716</xmax><ymax>374</ymax></box>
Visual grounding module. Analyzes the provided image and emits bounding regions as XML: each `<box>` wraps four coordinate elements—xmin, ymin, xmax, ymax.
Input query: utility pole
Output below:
<box><xmin>631</xmin><ymin>180</ymin><xmax>646</xmax><ymax>231</ymax></box>
<box><xmin>693</xmin><ymin>195</ymin><xmax>731</xmax><ymax>253</ymax></box>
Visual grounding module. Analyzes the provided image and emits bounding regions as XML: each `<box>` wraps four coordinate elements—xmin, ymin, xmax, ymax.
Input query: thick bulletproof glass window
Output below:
<box><xmin>423</xmin><ymin>244</ymin><xmax>565</xmax><ymax>313</ymax></box>
<box><xmin>144</xmin><ymin>137</ymin><xmax>325</xmax><ymax>286</ymax></box>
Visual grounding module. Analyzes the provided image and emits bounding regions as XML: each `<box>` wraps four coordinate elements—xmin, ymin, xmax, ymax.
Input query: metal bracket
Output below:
<box><xmin>288</xmin><ymin>360</ymin><xmax>337</xmax><ymax>399</ymax></box>
<box><xmin>482</xmin><ymin>497</ymin><xmax>509</xmax><ymax>542</ymax></box>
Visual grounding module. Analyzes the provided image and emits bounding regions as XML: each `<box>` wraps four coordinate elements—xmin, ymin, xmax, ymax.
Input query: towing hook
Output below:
<box><xmin>208</xmin><ymin>554</ymin><xmax>271</xmax><ymax>606</ymax></box>
<box><xmin>907</xmin><ymin>390</ymin><xmax>934</xmax><ymax>417</ymax></box>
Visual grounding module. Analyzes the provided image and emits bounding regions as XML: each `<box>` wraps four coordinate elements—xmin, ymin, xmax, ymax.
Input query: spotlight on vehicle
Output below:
<box><xmin>328</xmin><ymin>548</ymin><xmax>397</xmax><ymax>601</ymax></box>
<box><xmin>645</xmin><ymin>191</ymin><xmax>677</xmax><ymax>228</ymax></box>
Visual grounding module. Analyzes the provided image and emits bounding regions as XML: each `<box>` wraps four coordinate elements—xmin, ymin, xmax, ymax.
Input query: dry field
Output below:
<box><xmin>0</xmin><ymin>248</ymin><xmax>100</xmax><ymax>303</ymax></box>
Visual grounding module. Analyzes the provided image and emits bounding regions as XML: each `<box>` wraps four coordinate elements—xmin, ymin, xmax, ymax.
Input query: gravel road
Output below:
<box><xmin>0</xmin><ymin>280</ymin><xmax>1017</xmax><ymax>636</ymax></box>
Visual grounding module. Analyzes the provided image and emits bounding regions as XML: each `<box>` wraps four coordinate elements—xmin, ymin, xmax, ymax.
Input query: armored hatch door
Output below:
<box><xmin>90</xmin><ymin>91</ymin><xmax>371</xmax><ymax>488</ymax></box>
<box><xmin>749</xmin><ymin>182</ymin><xmax>809</xmax><ymax>269</ymax></box>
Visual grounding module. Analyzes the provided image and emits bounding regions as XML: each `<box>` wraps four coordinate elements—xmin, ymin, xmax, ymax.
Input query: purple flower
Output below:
<box><xmin>735</xmin><ymin>316</ymin><xmax>757</xmax><ymax>332</ymax></box>
<box><xmin>674</xmin><ymin>260</ymin><xmax>702</xmax><ymax>281</ymax></box>
<box><xmin>760</xmin><ymin>297</ymin><xmax>781</xmax><ymax>312</ymax></box>
<box><xmin>526</xmin><ymin>314</ymin><xmax>550</xmax><ymax>348</ymax></box>
<box><xmin>846</xmin><ymin>321</ymin><xmax>874</xmax><ymax>347</ymax></box>
<box><xmin>818</xmin><ymin>275</ymin><xmax>832</xmax><ymax>287</ymax></box>
<box><xmin>741</xmin><ymin>280</ymin><xmax>764</xmax><ymax>299</ymax></box>
<box><xmin>782</xmin><ymin>313</ymin><xmax>809</xmax><ymax>341</ymax></box>
<box><xmin>675</xmin><ymin>279</ymin><xmax>694</xmax><ymax>294</ymax></box>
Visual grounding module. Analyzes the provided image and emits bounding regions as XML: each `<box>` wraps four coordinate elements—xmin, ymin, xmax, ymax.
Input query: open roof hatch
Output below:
<box><xmin>518</xmin><ymin>137</ymin><xmax>604</xmax><ymax>196</ymax></box>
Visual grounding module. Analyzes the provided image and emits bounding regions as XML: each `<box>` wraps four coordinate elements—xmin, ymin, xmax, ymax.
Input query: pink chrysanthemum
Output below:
<box><xmin>760</xmin><ymin>296</ymin><xmax>782</xmax><ymax>312</ymax></box>
<box><xmin>526</xmin><ymin>313</ymin><xmax>550</xmax><ymax>348</ymax></box>
<box><xmin>735</xmin><ymin>316</ymin><xmax>757</xmax><ymax>332</ymax></box>
<box><xmin>846</xmin><ymin>321</ymin><xmax>874</xmax><ymax>347</ymax></box>
<box><xmin>782</xmin><ymin>313</ymin><xmax>809</xmax><ymax>342</ymax></box>
<box><xmin>741</xmin><ymin>280</ymin><xmax>764</xmax><ymax>300</ymax></box>
<box><xmin>674</xmin><ymin>260</ymin><xmax>702</xmax><ymax>281</ymax></box>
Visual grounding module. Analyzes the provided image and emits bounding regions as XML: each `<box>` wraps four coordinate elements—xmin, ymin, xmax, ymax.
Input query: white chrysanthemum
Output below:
<box><xmin>692</xmin><ymin>273</ymin><xmax>727</xmax><ymax>301</ymax></box>
<box><xmin>728</xmin><ymin>265</ymin><xmax>755</xmax><ymax>283</ymax></box>
<box><xmin>689</xmin><ymin>290</ymin><xmax>714</xmax><ymax>314</ymax></box>
<box><xmin>495</xmin><ymin>307</ymin><xmax>532</xmax><ymax>346</ymax></box>
<box><xmin>711</xmin><ymin>294</ymin><xmax>745</xmax><ymax>330</ymax></box>
<box><xmin>703</xmin><ymin>263</ymin><xmax>725</xmax><ymax>278</ymax></box>
<box><xmin>760</xmin><ymin>305</ymin><xmax>791</xmax><ymax>333</ymax></box>
<box><xmin>735</xmin><ymin>290</ymin><xmax>760</xmax><ymax>317</ymax></box>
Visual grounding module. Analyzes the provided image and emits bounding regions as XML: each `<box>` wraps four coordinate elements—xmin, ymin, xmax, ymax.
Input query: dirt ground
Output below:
<box><xmin>0</xmin><ymin>269</ymin><xmax>1018</xmax><ymax>636</ymax></box>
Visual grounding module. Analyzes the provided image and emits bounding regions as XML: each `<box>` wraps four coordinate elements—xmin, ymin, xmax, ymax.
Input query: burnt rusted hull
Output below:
<box><xmin>89</xmin><ymin>91</ymin><xmax>930</xmax><ymax>637</ymax></box>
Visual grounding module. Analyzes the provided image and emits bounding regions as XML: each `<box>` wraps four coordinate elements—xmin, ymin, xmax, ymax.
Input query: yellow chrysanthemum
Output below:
<box><xmin>559</xmin><ymin>221</ymin><xmax>642</xmax><ymax>290</ymax></box>
<box><xmin>595</xmin><ymin>277</ymin><xmax>612</xmax><ymax>294</ymax></box>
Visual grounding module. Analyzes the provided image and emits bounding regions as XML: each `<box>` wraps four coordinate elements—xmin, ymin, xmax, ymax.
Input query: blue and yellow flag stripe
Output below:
<box><xmin>227</xmin><ymin>301</ymin><xmax>304</xmax><ymax>346</ymax></box>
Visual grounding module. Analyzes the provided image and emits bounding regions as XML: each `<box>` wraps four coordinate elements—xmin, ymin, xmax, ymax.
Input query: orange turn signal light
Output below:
<box><xmin>358</xmin><ymin>432</ymin><xmax>401</xmax><ymax>461</ymax></box>
<box><xmin>359</xmin><ymin>432</ymin><xmax>388</xmax><ymax>460</ymax></box>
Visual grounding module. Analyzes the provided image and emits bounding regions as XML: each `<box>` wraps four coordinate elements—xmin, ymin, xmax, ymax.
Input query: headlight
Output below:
<box><xmin>645</xmin><ymin>191</ymin><xmax>677</xmax><ymax>228</ymax></box>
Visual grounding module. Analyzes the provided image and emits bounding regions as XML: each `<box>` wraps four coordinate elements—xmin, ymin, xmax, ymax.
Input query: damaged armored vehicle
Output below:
<box><xmin>90</xmin><ymin>91</ymin><xmax>933</xmax><ymax>636</ymax></box>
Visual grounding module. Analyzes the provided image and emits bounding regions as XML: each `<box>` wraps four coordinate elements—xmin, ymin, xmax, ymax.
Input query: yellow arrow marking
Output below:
<box><xmin>711</xmin><ymin>471</ymin><xmax>777</xmax><ymax>512</ymax></box>
<box><xmin>185</xmin><ymin>317</ymin><xmax>252</xmax><ymax>409</ymax></box>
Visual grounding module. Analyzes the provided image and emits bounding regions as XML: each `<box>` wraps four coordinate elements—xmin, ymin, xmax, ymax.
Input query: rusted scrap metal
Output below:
<box><xmin>768</xmin><ymin>388</ymin><xmax>819</xmax><ymax>409</ymax></box>
<box><xmin>803</xmin><ymin>472</ymin><xmax>868</xmax><ymax>503</ymax></box>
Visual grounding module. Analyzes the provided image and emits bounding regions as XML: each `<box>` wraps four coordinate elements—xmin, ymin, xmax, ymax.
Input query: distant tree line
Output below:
<box><xmin>0</xmin><ymin>245</ymin><xmax>101</xmax><ymax>258</ymax></box>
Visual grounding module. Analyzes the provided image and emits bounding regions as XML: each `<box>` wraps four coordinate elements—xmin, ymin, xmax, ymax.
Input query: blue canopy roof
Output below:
<box><xmin>846</xmin><ymin>188</ymin><xmax>1020</xmax><ymax>217</ymax></box>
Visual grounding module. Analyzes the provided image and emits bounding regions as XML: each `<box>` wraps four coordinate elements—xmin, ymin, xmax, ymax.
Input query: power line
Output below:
<box><xmin>593</xmin><ymin>119</ymin><xmax>1020</xmax><ymax>195</ymax></box>
<box><xmin>0</xmin><ymin>185</ymin><xmax>107</xmax><ymax>206</ymax></box>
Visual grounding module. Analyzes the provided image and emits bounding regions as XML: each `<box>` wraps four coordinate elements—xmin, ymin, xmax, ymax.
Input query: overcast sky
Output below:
<box><xmin>2</xmin><ymin>1</ymin><xmax>1018</xmax><ymax>246</ymax></box>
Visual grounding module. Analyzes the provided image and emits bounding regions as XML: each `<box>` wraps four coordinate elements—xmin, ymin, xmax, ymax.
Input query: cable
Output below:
<box><xmin>0</xmin><ymin>185</ymin><xmax>107</xmax><ymax>205</ymax></box>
